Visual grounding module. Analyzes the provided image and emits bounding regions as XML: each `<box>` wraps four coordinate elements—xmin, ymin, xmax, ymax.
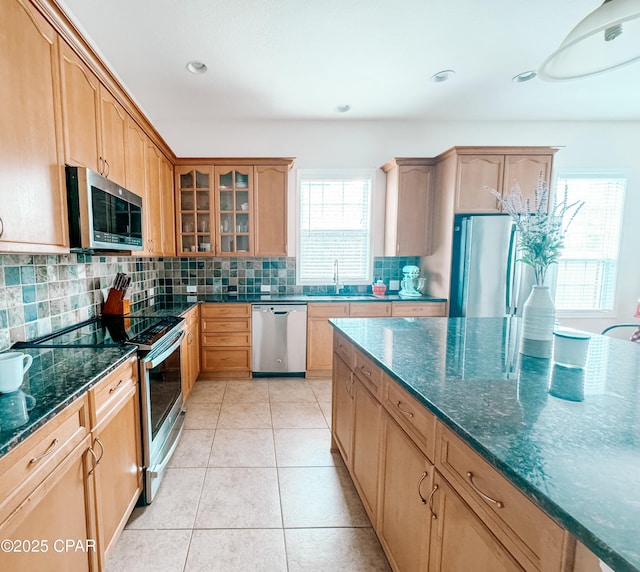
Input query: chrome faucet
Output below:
<box><xmin>333</xmin><ymin>259</ymin><xmax>340</xmax><ymax>293</ymax></box>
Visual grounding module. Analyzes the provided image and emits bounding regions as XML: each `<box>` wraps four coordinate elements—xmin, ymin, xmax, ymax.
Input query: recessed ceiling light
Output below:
<box><xmin>186</xmin><ymin>61</ymin><xmax>207</xmax><ymax>74</ymax></box>
<box><xmin>336</xmin><ymin>104</ymin><xmax>352</xmax><ymax>113</ymax></box>
<box><xmin>513</xmin><ymin>70</ymin><xmax>537</xmax><ymax>83</ymax></box>
<box><xmin>431</xmin><ymin>69</ymin><xmax>455</xmax><ymax>83</ymax></box>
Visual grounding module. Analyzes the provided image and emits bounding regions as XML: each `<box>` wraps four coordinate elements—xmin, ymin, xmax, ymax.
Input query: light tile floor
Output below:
<box><xmin>107</xmin><ymin>378</ymin><xmax>391</xmax><ymax>572</ymax></box>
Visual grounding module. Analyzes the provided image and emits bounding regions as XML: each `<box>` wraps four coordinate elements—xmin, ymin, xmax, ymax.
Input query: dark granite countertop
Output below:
<box><xmin>330</xmin><ymin>316</ymin><xmax>640</xmax><ymax>572</ymax></box>
<box><xmin>0</xmin><ymin>345</ymin><xmax>136</xmax><ymax>457</ymax></box>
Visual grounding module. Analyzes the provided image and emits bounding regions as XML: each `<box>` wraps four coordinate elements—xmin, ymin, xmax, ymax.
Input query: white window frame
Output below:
<box><xmin>553</xmin><ymin>170</ymin><xmax>628</xmax><ymax>318</ymax></box>
<box><xmin>296</xmin><ymin>169</ymin><xmax>375</xmax><ymax>286</ymax></box>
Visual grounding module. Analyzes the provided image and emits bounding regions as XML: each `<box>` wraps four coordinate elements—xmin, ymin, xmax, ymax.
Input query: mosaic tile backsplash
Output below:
<box><xmin>0</xmin><ymin>254</ymin><xmax>418</xmax><ymax>350</ymax></box>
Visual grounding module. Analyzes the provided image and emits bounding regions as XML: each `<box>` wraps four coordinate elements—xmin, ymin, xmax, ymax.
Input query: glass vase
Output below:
<box><xmin>520</xmin><ymin>285</ymin><xmax>555</xmax><ymax>359</ymax></box>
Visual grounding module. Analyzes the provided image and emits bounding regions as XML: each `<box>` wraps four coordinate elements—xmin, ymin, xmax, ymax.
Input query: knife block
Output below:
<box><xmin>103</xmin><ymin>288</ymin><xmax>130</xmax><ymax>316</ymax></box>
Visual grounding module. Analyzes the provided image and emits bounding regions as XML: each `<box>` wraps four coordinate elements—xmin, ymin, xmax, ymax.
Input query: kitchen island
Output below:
<box><xmin>330</xmin><ymin>316</ymin><xmax>640</xmax><ymax>572</ymax></box>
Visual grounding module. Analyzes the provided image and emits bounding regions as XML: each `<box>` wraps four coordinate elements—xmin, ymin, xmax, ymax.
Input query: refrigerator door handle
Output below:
<box><xmin>505</xmin><ymin>224</ymin><xmax>517</xmax><ymax>315</ymax></box>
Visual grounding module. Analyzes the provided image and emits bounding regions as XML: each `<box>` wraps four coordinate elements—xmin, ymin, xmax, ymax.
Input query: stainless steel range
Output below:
<box><xmin>15</xmin><ymin>314</ymin><xmax>186</xmax><ymax>504</ymax></box>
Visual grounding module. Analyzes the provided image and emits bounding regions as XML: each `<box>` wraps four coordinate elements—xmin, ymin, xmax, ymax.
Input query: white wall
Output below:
<box><xmin>161</xmin><ymin>119</ymin><xmax>640</xmax><ymax>334</ymax></box>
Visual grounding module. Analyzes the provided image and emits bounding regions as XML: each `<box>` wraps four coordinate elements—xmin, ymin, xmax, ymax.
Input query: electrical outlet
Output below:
<box><xmin>260</xmin><ymin>285</ymin><xmax>271</xmax><ymax>293</ymax></box>
<box><xmin>187</xmin><ymin>295</ymin><xmax>197</xmax><ymax>303</ymax></box>
<box><xmin>390</xmin><ymin>279</ymin><xmax>400</xmax><ymax>291</ymax></box>
<box><xmin>186</xmin><ymin>285</ymin><xmax>197</xmax><ymax>293</ymax></box>
<box><xmin>148</xmin><ymin>287</ymin><xmax>155</xmax><ymax>297</ymax></box>
<box><xmin>149</xmin><ymin>297</ymin><xmax>155</xmax><ymax>306</ymax></box>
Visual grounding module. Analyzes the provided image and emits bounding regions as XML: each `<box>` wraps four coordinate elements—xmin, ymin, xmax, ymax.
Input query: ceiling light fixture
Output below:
<box><xmin>336</xmin><ymin>104</ymin><xmax>352</xmax><ymax>113</ymax></box>
<box><xmin>431</xmin><ymin>69</ymin><xmax>455</xmax><ymax>83</ymax></box>
<box><xmin>538</xmin><ymin>0</ymin><xmax>640</xmax><ymax>81</ymax></box>
<box><xmin>186</xmin><ymin>61</ymin><xmax>208</xmax><ymax>75</ymax></box>
<box><xmin>512</xmin><ymin>70</ymin><xmax>538</xmax><ymax>83</ymax></box>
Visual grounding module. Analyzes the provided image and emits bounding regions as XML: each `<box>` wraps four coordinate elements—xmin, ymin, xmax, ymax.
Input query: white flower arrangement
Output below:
<box><xmin>486</xmin><ymin>175</ymin><xmax>584</xmax><ymax>286</ymax></box>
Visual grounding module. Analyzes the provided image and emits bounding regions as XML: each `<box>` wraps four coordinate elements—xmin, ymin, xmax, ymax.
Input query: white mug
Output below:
<box><xmin>0</xmin><ymin>352</ymin><xmax>33</xmax><ymax>393</ymax></box>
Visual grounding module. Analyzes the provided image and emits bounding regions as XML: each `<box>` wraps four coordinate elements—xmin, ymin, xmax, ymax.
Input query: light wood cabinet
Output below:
<box><xmin>160</xmin><ymin>155</ymin><xmax>176</xmax><ymax>256</ymax></box>
<box><xmin>0</xmin><ymin>0</ymin><xmax>68</xmax><ymax>253</ymax></box>
<box><xmin>175</xmin><ymin>166</ymin><xmax>215</xmax><ymax>255</ymax></box>
<box><xmin>306</xmin><ymin>303</ymin><xmax>350</xmax><ymax>377</ymax></box>
<box><xmin>254</xmin><ymin>164</ymin><xmax>289</xmax><ymax>256</ymax></box>
<box><xmin>428</xmin><ymin>471</ymin><xmax>524</xmax><ymax>572</ymax></box>
<box><xmin>143</xmin><ymin>140</ymin><xmax>164</xmax><ymax>255</ymax></box>
<box><xmin>0</xmin><ymin>396</ymin><xmax>96</xmax><ymax>571</ymax></box>
<box><xmin>201</xmin><ymin>304</ymin><xmax>251</xmax><ymax>377</ymax></box>
<box><xmin>97</xmin><ymin>86</ymin><xmax>128</xmax><ymax>187</ymax></box>
<box><xmin>378</xmin><ymin>413</ymin><xmax>434</xmax><ymax>572</ymax></box>
<box><xmin>214</xmin><ymin>165</ymin><xmax>254</xmax><ymax>255</ymax></box>
<box><xmin>124</xmin><ymin>117</ymin><xmax>147</xmax><ymax>200</ymax></box>
<box><xmin>452</xmin><ymin>149</ymin><xmax>555</xmax><ymax>214</ymax></box>
<box><xmin>391</xmin><ymin>301</ymin><xmax>446</xmax><ymax>317</ymax></box>
<box><xmin>331</xmin><ymin>352</ymin><xmax>354</xmax><ymax>465</ymax></box>
<box><xmin>382</xmin><ymin>158</ymin><xmax>434</xmax><ymax>256</ymax></box>
<box><xmin>181</xmin><ymin>305</ymin><xmax>201</xmax><ymax>401</ymax></box>
<box><xmin>87</xmin><ymin>357</ymin><xmax>142</xmax><ymax>568</ymax></box>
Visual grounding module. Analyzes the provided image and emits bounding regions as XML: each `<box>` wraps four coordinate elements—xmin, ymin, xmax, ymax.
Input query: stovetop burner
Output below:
<box><xmin>14</xmin><ymin>315</ymin><xmax>184</xmax><ymax>351</ymax></box>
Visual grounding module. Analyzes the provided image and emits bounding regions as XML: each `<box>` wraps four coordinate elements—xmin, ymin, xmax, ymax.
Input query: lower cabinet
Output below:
<box><xmin>181</xmin><ymin>305</ymin><xmax>201</xmax><ymax>401</ymax></box>
<box><xmin>201</xmin><ymin>304</ymin><xmax>251</xmax><ymax>377</ymax></box>
<box><xmin>88</xmin><ymin>357</ymin><xmax>142</xmax><ymax>568</ymax></box>
<box><xmin>378</xmin><ymin>414</ymin><xmax>433</xmax><ymax>572</ymax></box>
<box><xmin>428</xmin><ymin>471</ymin><xmax>524</xmax><ymax>572</ymax></box>
<box><xmin>332</xmin><ymin>335</ymin><xmax>575</xmax><ymax>572</ymax></box>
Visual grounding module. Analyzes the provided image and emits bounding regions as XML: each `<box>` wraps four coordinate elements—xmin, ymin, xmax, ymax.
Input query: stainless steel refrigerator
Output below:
<box><xmin>449</xmin><ymin>214</ymin><xmax>549</xmax><ymax>318</ymax></box>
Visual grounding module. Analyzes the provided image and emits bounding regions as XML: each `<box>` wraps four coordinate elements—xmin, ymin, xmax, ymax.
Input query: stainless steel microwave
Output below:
<box><xmin>66</xmin><ymin>166</ymin><xmax>143</xmax><ymax>251</ymax></box>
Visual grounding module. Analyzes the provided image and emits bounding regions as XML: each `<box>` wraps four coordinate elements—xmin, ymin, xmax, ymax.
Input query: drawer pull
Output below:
<box><xmin>30</xmin><ymin>438</ymin><xmax>59</xmax><ymax>464</ymax></box>
<box><xmin>427</xmin><ymin>484</ymin><xmax>439</xmax><ymax>519</ymax></box>
<box><xmin>88</xmin><ymin>446</ymin><xmax>99</xmax><ymax>475</ymax></box>
<box><xmin>94</xmin><ymin>437</ymin><xmax>105</xmax><ymax>464</ymax></box>
<box><xmin>359</xmin><ymin>365</ymin><xmax>372</xmax><ymax>377</ymax></box>
<box><xmin>466</xmin><ymin>472</ymin><xmax>504</xmax><ymax>508</ymax></box>
<box><xmin>345</xmin><ymin>372</ymin><xmax>355</xmax><ymax>398</ymax></box>
<box><xmin>395</xmin><ymin>401</ymin><xmax>414</xmax><ymax>418</ymax></box>
<box><xmin>418</xmin><ymin>471</ymin><xmax>428</xmax><ymax>504</ymax></box>
<box><xmin>109</xmin><ymin>378</ymin><xmax>124</xmax><ymax>394</ymax></box>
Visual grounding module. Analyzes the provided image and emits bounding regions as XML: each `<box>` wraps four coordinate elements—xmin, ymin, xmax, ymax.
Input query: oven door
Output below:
<box><xmin>139</xmin><ymin>328</ymin><xmax>185</xmax><ymax>503</ymax></box>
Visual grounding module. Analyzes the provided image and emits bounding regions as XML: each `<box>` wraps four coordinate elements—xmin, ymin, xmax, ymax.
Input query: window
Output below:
<box><xmin>554</xmin><ymin>173</ymin><xmax>626</xmax><ymax>312</ymax></box>
<box><xmin>297</xmin><ymin>171</ymin><xmax>373</xmax><ymax>285</ymax></box>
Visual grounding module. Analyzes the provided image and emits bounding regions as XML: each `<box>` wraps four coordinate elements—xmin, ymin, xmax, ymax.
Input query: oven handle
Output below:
<box><xmin>144</xmin><ymin>329</ymin><xmax>185</xmax><ymax>369</ymax></box>
<box><xmin>148</xmin><ymin>410</ymin><xmax>186</xmax><ymax>478</ymax></box>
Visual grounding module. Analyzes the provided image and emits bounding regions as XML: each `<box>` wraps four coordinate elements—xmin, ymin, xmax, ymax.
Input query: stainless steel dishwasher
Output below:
<box><xmin>252</xmin><ymin>304</ymin><xmax>307</xmax><ymax>376</ymax></box>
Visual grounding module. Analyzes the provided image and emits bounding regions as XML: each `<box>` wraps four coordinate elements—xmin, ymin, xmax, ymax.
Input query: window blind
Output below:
<box><xmin>555</xmin><ymin>175</ymin><xmax>626</xmax><ymax>312</ymax></box>
<box><xmin>298</xmin><ymin>175</ymin><xmax>372</xmax><ymax>284</ymax></box>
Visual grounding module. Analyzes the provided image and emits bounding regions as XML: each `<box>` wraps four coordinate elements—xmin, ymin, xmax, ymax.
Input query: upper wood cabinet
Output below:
<box><xmin>255</xmin><ymin>164</ymin><xmax>289</xmax><ymax>256</ymax></box>
<box><xmin>59</xmin><ymin>41</ymin><xmax>128</xmax><ymax>187</ymax></box>
<box><xmin>160</xmin><ymin>155</ymin><xmax>176</xmax><ymax>256</ymax></box>
<box><xmin>381</xmin><ymin>158</ymin><xmax>434</xmax><ymax>256</ymax></box>
<box><xmin>124</xmin><ymin>116</ymin><xmax>147</xmax><ymax>199</ymax></box>
<box><xmin>143</xmin><ymin>140</ymin><xmax>163</xmax><ymax>255</ymax></box>
<box><xmin>0</xmin><ymin>0</ymin><xmax>68</xmax><ymax>253</ymax></box>
<box><xmin>174</xmin><ymin>159</ymin><xmax>294</xmax><ymax>256</ymax></box>
<box><xmin>448</xmin><ymin>148</ymin><xmax>556</xmax><ymax>213</ymax></box>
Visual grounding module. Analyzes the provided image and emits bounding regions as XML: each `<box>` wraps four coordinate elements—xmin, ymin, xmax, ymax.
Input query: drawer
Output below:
<box><xmin>307</xmin><ymin>302</ymin><xmax>350</xmax><ymax>319</ymax></box>
<box><xmin>391</xmin><ymin>302</ymin><xmax>446</xmax><ymax>317</ymax></box>
<box><xmin>201</xmin><ymin>303</ymin><xmax>251</xmax><ymax>318</ymax></box>
<box><xmin>436</xmin><ymin>423</ymin><xmax>566</xmax><ymax>571</ymax></box>
<box><xmin>349</xmin><ymin>302</ymin><xmax>391</xmax><ymax>317</ymax></box>
<box><xmin>353</xmin><ymin>349</ymin><xmax>383</xmax><ymax>397</ymax></box>
<box><xmin>89</xmin><ymin>357</ymin><xmax>137</xmax><ymax>426</ymax></box>
<box><xmin>201</xmin><ymin>332</ymin><xmax>251</xmax><ymax>347</ymax></box>
<box><xmin>333</xmin><ymin>331</ymin><xmax>355</xmax><ymax>367</ymax></box>
<box><xmin>0</xmin><ymin>396</ymin><xmax>89</xmax><ymax>524</ymax></box>
<box><xmin>201</xmin><ymin>347</ymin><xmax>251</xmax><ymax>371</ymax></box>
<box><xmin>383</xmin><ymin>378</ymin><xmax>436</xmax><ymax>460</ymax></box>
<box><xmin>201</xmin><ymin>318</ymin><xmax>251</xmax><ymax>333</ymax></box>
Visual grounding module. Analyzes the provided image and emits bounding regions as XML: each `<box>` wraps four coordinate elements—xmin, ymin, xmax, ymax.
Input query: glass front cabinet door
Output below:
<box><xmin>214</xmin><ymin>166</ymin><xmax>254</xmax><ymax>255</ymax></box>
<box><xmin>175</xmin><ymin>166</ymin><xmax>214</xmax><ymax>255</ymax></box>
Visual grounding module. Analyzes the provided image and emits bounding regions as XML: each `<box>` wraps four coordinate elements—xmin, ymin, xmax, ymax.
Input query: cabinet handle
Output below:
<box><xmin>98</xmin><ymin>156</ymin><xmax>104</xmax><ymax>175</ymax></box>
<box><xmin>396</xmin><ymin>243</ymin><xmax>400</xmax><ymax>254</ymax></box>
<box><xmin>466</xmin><ymin>471</ymin><xmax>504</xmax><ymax>508</ymax></box>
<box><xmin>359</xmin><ymin>365</ymin><xmax>372</xmax><ymax>377</ymax></box>
<box><xmin>427</xmin><ymin>484</ymin><xmax>439</xmax><ymax>519</ymax></box>
<box><xmin>109</xmin><ymin>378</ymin><xmax>124</xmax><ymax>394</ymax></box>
<box><xmin>88</xmin><ymin>446</ymin><xmax>99</xmax><ymax>475</ymax></box>
<box><xmin>29</xmin><ymin>438</ymin><xmax>59</xmax><ymax>464</ymax></box>
<box><xmin>187</xmin><ymin>332</ymin><xmax>193</xmax><ymax>344</ymax></box>
<box><xmin>417</xmin><ymin>471</ymin><xmax>428</xmax><ymax>504</ymax></box>
<box><xmin>104</xmin><ymin>159</ymin><xmax>110</xmax><ymax>177</ymax></box>
<box><xmin>395</xmin><ymin>401</ymin><xmax>414</xmax><ymax>418</ymax></box>
<box><xmin>94</xmin><ymin>437</ymin><xmax>105</xmax><ymax>465</ymax></box>
<box><xmin>0</xmin><ymin>216</ymin><xmax>4</xmax><ymax>238</ymax></box>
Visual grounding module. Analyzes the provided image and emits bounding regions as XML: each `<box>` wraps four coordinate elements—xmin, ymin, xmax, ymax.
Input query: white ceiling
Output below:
<box><xmin>58</xmin><ymin>0</ymin><xmax>640</xmax><ymax>125</ymax></box>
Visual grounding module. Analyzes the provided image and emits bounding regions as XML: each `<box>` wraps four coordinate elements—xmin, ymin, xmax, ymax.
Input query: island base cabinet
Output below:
<box><xmin>428</xmin><ymin>472</ymin><xmax>525</xmax><ymax>572</ymax></box>
<box><xmin>331</xmin><ymin>353</ymin><xmax>354</xmax><ymax>464</ymax></box>
<box><xmin>377</xmin><ymin>415</ymin><xmax>433</xmax><ymax>572</ymax></box>
<box><xmin>0</xmin><ymin>435</ymin><xmax>97</xmax><ymax>572</ymax></box>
